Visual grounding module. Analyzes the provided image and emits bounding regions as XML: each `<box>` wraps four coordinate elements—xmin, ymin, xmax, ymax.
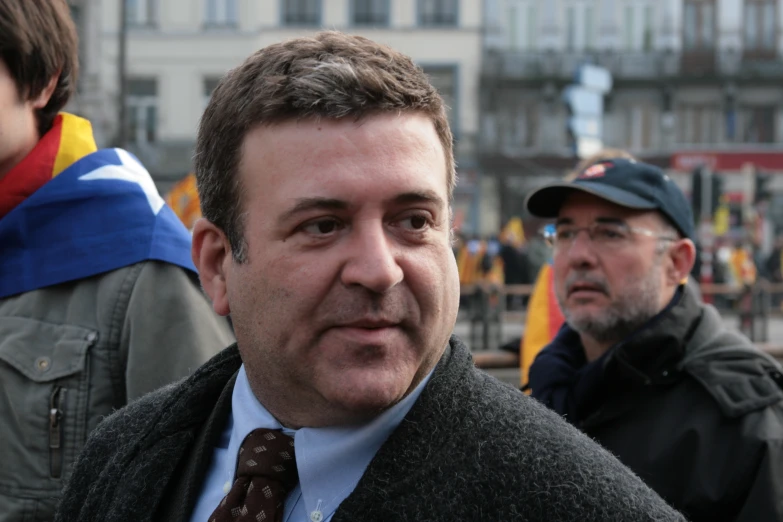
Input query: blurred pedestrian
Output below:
<box><xmin>55</xmin><ymin>31</ymin><xmax>684</xmax><ymax>522</ymax></box>
<box><xmin>526</xmin><ymin>158</ymin><xmax>783</xmax><ymax>521</ymax></box>
<box><xmin>499</xmin><ymin>217</ymin><xmax>529</xmax><ymax>309</ymax></box>
<box><xmin>764</xmin><ymin>234</ymin><xmax>783</xmax><ymax>308</ymax></box>
<box><xmin>0</xmin><ymin>2</ymin><xmax>233</xmax><ymax>520</ymax></box>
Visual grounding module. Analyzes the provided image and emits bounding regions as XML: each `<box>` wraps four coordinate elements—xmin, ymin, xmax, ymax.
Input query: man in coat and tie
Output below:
<box><xmin>55</xmin><ymin>31</ymin><xmax>685</xmax><ymax>522</ymax></box>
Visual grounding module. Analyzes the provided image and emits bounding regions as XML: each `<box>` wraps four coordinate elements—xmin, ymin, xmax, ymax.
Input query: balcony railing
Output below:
<box><xmin>483</xmin><ymin>50</ymin><xmax>680</xmax><ymax>81</ymax></box>
<box><xmin>484</xmin><ymin>48</ymin><xmax>783</xmax><ymax>81</ymax></box>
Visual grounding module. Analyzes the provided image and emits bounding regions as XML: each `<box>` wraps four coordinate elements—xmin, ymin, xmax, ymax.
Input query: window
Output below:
<box><xmin>744</xmin><ymin>0</ymin><xmax>776</xmax><ymax>51</ymax></box>
<box><xmin>501</xmin><ymin>104</ymin><xmax>538</xmax><ymax>150</ymax></box>
<box><xmin>507</xmin><ymin>4</ymin><xmax>519</xmax><ymax>49</ymax></box>
<box><xmin>205</xmin><ymin>0</ymin><xmax>237</xmax><ymax>27</ymax></box>
<box><xmin>127</xmin><ymin>79</ymin><xmax>157</xmax><ymax>145</ymax></box>
<box><xmin>624</xmin><ymin>5</ymin><xmax>634</xmax><ymax>50</ymax></box>
<box><xmin>352</xmin><ymin>0</ymin><xmax>389</xmax><ymax>26</ymax></box>
<box><xmin>527</xmin><ymin>4</ymin><xmax>537</xmax><ymax>49</ymax></box>
<box><xmin>677</xmin><ymin>104</ymin><xmax>720</xmax><ymax>144</ymax></box>
<box><xmin>69</xmin><ymin>4</ymin><xmax>86</xmax><ymax>88</ymax></box>
<box><xmin>283</xmin><ymin>0</ymin><xmax>320</xmax><ymax>26</ymax></box>
<box><xmin>623</xmin><ymin>3</ymin><xmax>654</xmax><ymax>51</ymax></box>
<box><xmin>203</xmin><ymin>77</ymin><xmax>221</xmax><ymax>111</ymax></box>
<box><xmin>564</xmin><ymin>2</ymin><xmax>593</xmax><ymax>51</ymax></box>
<box><xmin>623</xmin><ymin>105</ymin><xmax>654</xmax><ymax>150</ymax></box>
<box><xmin>419</xmin><ymin>0</ymin><xmax>458</xmax><ymax>27</ymax></box>
<box><xmin>126</xmin><ymin>0</ymin><xmax>156</xmax><ymax>27</ymax></box>
<box><xmin>566</xmin><ymin>5</ymin><xmax>576</xmax><ymax>50</ymax></box>
<box><xmin>585</xmin><ymin>5</ymin><xmax>594</xmax><ymax>50</ymax></box>
<box><xmin>422</xmin><ymin>65</ymin><xmax>457</xmax><ymax>134</ymax></box>
<box><xmin>740</xmin><ymin>105</ymin><xmax>776</xmax><ymax>143</ymax></box>
<box><xmin>683</xmin><ymin>0</ymin><xmax>715</xmax><ymax>50</ymax></box>
<box><xmin>643</xmin><ymin>5</ymin><xmax>654</xmax><ymax>51</ymax></box>
<box><xmin>505</xmin><ymin>2</ymin><xmax>536</xmax><ymax>50</ymax></box>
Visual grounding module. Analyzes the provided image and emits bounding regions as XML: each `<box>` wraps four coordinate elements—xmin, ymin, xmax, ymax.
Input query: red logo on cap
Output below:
<box><xmin>579</xmin><ymin>162</ymin><xmax>613</xmax><ymax>179</ymax></box>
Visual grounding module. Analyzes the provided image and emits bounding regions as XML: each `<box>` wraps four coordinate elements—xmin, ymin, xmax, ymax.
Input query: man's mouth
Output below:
<box><xmin>568</xmin><ymin>283</ymin><xmax>606</xmax><ymax>296</ymax></box>
<box><xmin>326</xmin><ymin>316</ymin><xmax>405</xmax><ymax>344</ymax></box>
<box><xmin>342</xmin><ymin>319</ymin><xmax>399</xmax><ymax>329</ymax></box>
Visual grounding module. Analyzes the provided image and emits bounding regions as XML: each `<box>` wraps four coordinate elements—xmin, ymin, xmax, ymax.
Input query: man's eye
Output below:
<box><xmin>593</xmin><ymin>227</ymin><xmax>627</xmax><ymax>241</ymax></box>
<box><xmin>400</xmin><ymin>214</ymin><xmax>430</xmax><ymax>230</ymax></box>
<box><xmin>556</xmin><ymin>229</ymin><xmax>576</xmax><ymax>240</ymax></box>
<box><xmin>595</xmin><ymin>227</ymin><xmax>624</xmax><ymax>240</ymax></box>
<box><xmin>302</xmin><ymin>219</ymin><xmax>341</xmax><ymax>235</ymax></box>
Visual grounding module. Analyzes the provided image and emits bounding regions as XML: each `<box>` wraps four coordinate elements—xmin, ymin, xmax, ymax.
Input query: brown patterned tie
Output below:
<box><xmin>208</xmin><ymin>429</ymin><xmax>299</xmax><ymax>522</ymax></box>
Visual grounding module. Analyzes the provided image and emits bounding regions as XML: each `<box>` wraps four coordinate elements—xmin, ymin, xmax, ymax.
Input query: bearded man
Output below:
<box><xmin>526</xmin><ymin>158</ymin><xmax>783</xmax><ymax>522</ymax></box>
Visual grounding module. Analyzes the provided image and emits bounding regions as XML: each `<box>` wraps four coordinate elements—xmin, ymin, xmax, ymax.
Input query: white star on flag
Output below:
<box><xmin>79</xmin><ymin>149</ymin><xmax>165</xmax><ymax>215</ymax></box>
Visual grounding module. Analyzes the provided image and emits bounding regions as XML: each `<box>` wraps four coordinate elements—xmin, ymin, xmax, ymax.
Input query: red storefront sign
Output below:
<box><xmin>671</xmin><ymin>151</ymin><xmax>783</xmax><ymax>172</ymax></box>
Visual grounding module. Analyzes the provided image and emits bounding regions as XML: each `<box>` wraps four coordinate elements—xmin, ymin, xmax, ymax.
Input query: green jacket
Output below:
<box><xmin>0</xmin><ymin>261</ymin><xmax>234</xmax><ymax>522</ymax></box>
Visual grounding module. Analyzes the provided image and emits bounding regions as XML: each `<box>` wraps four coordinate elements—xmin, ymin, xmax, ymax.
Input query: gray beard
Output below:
<box><xmin>559</xmin><ymin>266</ymin><xmax>663</xmax><ymax>346</ymax></box>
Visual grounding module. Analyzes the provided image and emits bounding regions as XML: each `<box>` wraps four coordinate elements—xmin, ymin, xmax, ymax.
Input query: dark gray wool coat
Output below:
<box><xmin>54</xmin><ymin>337</ymin><xmax>685</xmax><ymax>522</ymax></box>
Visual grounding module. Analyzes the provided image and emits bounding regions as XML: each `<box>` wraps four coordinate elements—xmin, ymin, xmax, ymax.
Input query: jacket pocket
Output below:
<box><xmin>0</xmin><ymin>317</ymin><xmax>96</xmax><ymax>497</ymax></box>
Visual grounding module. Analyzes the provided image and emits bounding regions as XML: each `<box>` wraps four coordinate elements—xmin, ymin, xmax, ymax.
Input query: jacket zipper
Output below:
<box><xmin>49</xmin><ymin>386</ymin><xmax>67</xmax><ymax>479</ymax></box>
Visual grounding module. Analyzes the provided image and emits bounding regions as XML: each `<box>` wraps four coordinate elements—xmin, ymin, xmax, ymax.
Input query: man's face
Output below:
<box><xmin>552</xmin><ymin>192</ymin><xmax>671</xmax><ymax>344</ymax></box>
<box><xmin>225</xmin><ymin>113</ymin><xmax>460</xmax><ymax>427</ymax></box>
<box><xmin>0</xmin><ymin>59</ymin><xmax>41</xmax><ymax>180</ymax></box>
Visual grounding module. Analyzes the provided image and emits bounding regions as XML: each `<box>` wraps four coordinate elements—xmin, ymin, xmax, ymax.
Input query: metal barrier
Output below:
<box><xmin>461</xmin><ymin>283</ymin><xmax>514</xmax><ymax>351</ymax></box>
<box><xmin>460</xmin><ymin>283</ymin><xmax>531</xmax><ymax>351</ymax></box>
<box><xmin>460</xmin><ymin>280</ymin><xmax>783</xmax><ymax>353</ymax></box>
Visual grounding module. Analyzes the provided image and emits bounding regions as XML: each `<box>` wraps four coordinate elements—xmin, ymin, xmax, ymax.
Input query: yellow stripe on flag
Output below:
<box><xmin>520</xmin><ymin>263</ymin><xmax>565</xmax><ymax>389</ymax></box>
<box><xmin>52</xmin><ymin>113</ymin><xmax>98</xmax><ymax>178</ymax></box>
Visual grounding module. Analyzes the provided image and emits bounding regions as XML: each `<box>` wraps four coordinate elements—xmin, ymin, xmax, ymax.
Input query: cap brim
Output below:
<box><xmin>525</xmin><ymin>183</ymin><xmax>658</xmax><ymax>218</ymax></box>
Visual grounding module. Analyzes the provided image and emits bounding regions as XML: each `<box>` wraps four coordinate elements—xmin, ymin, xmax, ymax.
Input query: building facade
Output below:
<box><xmin>66</xmin><ymin>0</ymin><xmax>107</xmax><ymax>144</ymax></box>
<box><xmin>93</xmin><ymin>0</ymin><xmax>485</xmax><ymax>232</ymax></box>
<box><xmin>483</xmin><ymin>0</ymin><xmax>783</xmax><ymax>231</ymax></box>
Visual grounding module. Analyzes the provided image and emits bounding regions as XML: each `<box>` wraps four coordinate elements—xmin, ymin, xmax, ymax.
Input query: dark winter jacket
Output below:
<box><xmin>54</xmin><ymin>337</ymin><xmax>685</xmax><ymax>522</ymax></box>
<box><xmin>531</xmin><ymin>284</ymin><xmax>783</xmax><ymax>521</ymax></box>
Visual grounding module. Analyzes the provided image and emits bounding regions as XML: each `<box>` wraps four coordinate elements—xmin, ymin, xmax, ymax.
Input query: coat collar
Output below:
<box><xmin>152</xmin><ymin>340</ymin><xmax>470</xmax><ymax>522</ymax></box>
<box><xmin>606</xmin><ymin>283</ymin><xmax>702</xmax><ymax>388</ymax></box>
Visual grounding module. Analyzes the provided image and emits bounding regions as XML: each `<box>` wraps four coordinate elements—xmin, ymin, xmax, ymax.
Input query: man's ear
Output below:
<box><xmin>192</xmin><ymin>218</ymin><xmax>232</xmax><ymax>316</ymax></box>
<box><xmin>30</xmin><ymin>73</ymin><xmax>59</xmax><ymax>109</ymax></box>
<box><xmin>667</xmin><ymin>238</ymin><xmax>697</xmax><ymax>286</ymax></box>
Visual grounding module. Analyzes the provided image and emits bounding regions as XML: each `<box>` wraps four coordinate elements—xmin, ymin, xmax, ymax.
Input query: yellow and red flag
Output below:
<box><xmin>520</xmin><ymin>262</ymin><xmax>565</xmax><ymax>389</ymax></box>
<box><xmin>0</xmin><ymin>113</ymin><xmax>97</xmax><ymax>218</ymax></box>
<box><xmin>165</xmin><ymin>173</ymin><xmax>201</xmax><ymax>230</ymax></box>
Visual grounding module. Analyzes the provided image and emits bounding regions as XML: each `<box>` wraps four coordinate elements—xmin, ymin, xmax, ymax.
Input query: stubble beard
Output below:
<box><xmin>559</xmin><ymin>262</ymin><xmax>663</xmax><ymax>346</ymax></box>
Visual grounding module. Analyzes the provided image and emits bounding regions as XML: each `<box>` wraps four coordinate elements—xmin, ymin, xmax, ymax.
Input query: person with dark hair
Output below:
<box><xmin>0</xmin><ymin>2</ymin><xmax>233</xmax><ymax>520</ymax></box>
<box><xmin>54</xmin><ymin>31</ymin><xmax>685</xmax><ymax>522</ymax></box>
<box><xmin>526</xmin><ymin>158</ymin><xmax>783</xmax><ymax>521</ymax></box>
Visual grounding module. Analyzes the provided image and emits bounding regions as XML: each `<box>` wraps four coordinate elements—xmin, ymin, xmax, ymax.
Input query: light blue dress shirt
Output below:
<box><xmin>189</xmin><ymin>365</ymin><xmax>433</xmax><ymax>522</ymax></box>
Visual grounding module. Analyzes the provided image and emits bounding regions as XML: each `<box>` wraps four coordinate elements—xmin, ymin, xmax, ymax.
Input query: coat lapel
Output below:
<box><xmin>156</xmin><ymin>372</ymin><xmax>238</xmax><ymax>522</ymax></box>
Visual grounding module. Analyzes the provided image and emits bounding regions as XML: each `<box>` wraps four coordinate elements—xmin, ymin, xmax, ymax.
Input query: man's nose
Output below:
<box><xmin>340</xmin><ymin>223</ymin><xmax>404</xmax><ymax>293</ymax></box>
<box><xmin>563</xmin><ymin>229</ymin><xmax>599</xmax><ymax>268</ymax></box>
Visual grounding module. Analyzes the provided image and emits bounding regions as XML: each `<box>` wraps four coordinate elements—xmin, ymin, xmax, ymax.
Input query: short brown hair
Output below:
<box><xmin>195</xmin><ymin>31</ymin><xmax>454</xmax><ymax>262</ymax></box>
<box><xmin>0</xmin><ymin>0</ymin><xmax>79</xmax><ymax>136</ymax></box>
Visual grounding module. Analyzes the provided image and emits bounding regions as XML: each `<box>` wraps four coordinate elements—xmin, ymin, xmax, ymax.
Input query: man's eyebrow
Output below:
<box><xmin>278</xmin><ymin>197</ymin><xmax>350</xmax><ymax>224</ymax></box>
<box><xmin>595</xmin><ymin>217</ymin><xmax>626</xmax><ymax>225</ymax></box>
<box><xmin>278</xmin><ymin>191</ymin><xmax>445</xmax><ymax>225</ymax></box>
<box><xmin>555</xmin><ymin>217</ymin><xmax>574</xmax><ymax>226</ymax></box>
<box><xmin>390</xmin><ymin>190</ymin><xmax>446</xmax><ymax>208</ymax></box>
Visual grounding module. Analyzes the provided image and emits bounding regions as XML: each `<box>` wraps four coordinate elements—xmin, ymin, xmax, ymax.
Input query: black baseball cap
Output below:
<box><xmin>525</xmin><ymin>158</ymin><xmax>695</xmax><ymax>241</ymax></box>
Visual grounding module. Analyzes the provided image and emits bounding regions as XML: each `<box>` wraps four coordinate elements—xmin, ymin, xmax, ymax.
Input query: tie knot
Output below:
<box><xmin>236</xmin><ymin>429</ymin><xmax>298</xmax><ymax>491</ymax></box>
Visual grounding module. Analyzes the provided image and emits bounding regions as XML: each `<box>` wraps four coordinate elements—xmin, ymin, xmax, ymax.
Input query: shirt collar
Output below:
<box><xmin>227</xmin><ymin>364</ymin><xmax>433</xmax><ymax>519</ymax></box>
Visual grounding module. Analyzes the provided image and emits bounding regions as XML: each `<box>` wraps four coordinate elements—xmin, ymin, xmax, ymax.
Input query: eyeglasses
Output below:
<box><xmin>543</xmin><ymin>222</ymin><xmax>677</xmax><ymax>251</ymax></box>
